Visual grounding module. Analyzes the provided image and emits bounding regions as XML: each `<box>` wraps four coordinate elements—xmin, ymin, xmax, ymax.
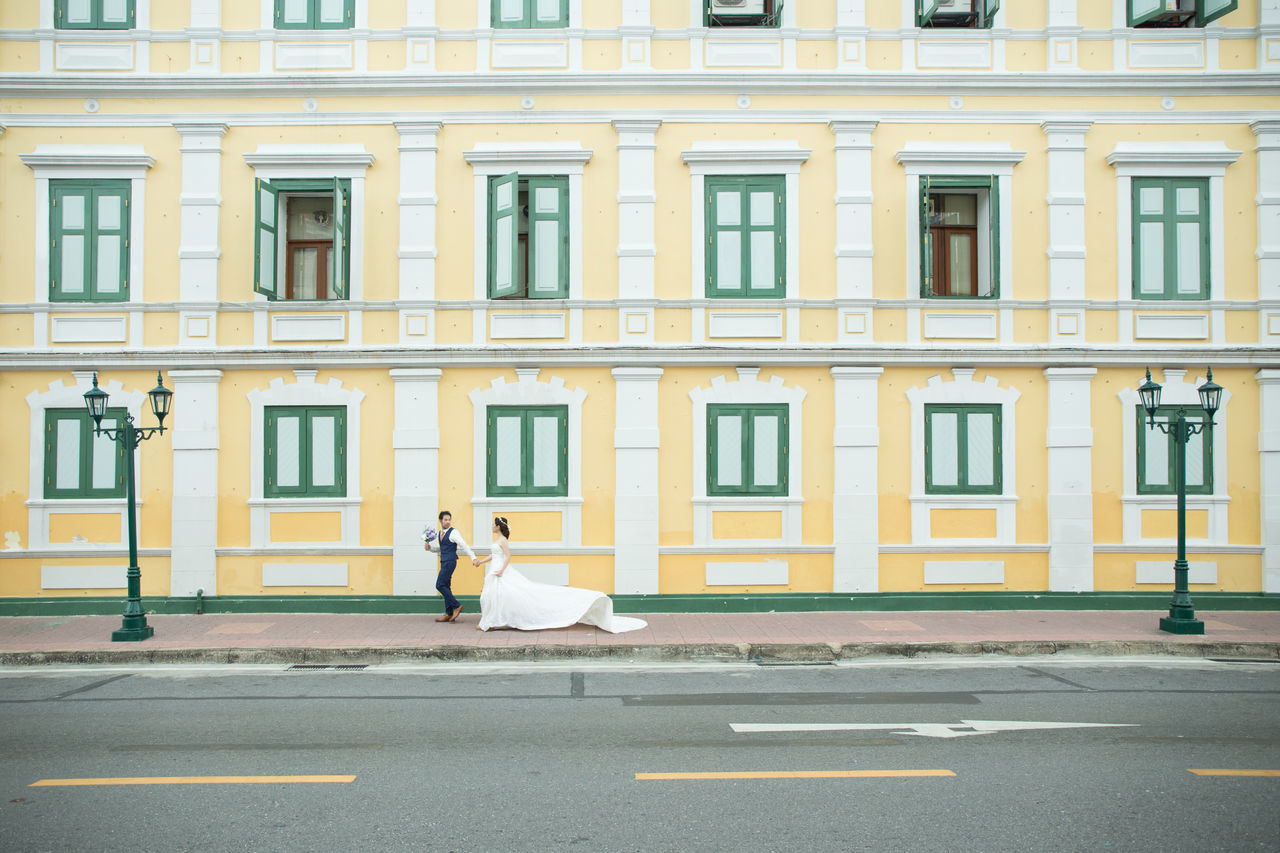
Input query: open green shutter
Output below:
<box><xmin>253</xmin><ymin>178</ymin><xmax>279</xmax><ymax>298</ymax></box>
<box><xmin>988</xmin><ymin>175</ymin><xmax>1000</xmax><ymax>298</ymax></box>
<box><xmin>1128</xmin><ymin>0</ymin><xmax>1164</xmax><ymax>26</ymax></box>
<box><xmin>771</xmin><ymin>0</ymin><xmax>784</xmax><ymax>25</ymax></box>
<box><xmin>983</xmin><ymin>0</ymin><xmax>1000</xmax><ymax>26</ymax></box>
<box><xmin>1196</xmin><ymin>0</ymin><xmax>1236</xmax><ymax>26</ymax></box>
<box><xmin>490</xmin><ymin>172</ymin><xmax>519</xmax><ymax>298</ymax></box>
<box><xmin>526</xmin><ymin>177</ymin><xmax>568</xmax><ymax>298</ymax></box>
<box><xmin>331</xmin><ymin>177</ymin><xmax>348</xmax><ymax>299</ymax></box>
<box><xmin>918</xmin><ymin>0</ymin><xmax>940</xmax><ymax>26</ymax></box>
<box><xmin>920</xmin><ymin>176</ymin><xmax>934</xmax><ymax>296</ymax></box>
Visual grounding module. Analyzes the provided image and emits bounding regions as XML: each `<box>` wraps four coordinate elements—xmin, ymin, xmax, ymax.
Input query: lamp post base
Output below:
<box><xmin>1159</xmin><ymin>615</ymin><xmax>1205</xmax><ymax>635</ymax></box>
<box><xmin>112</xmin><ymin>615</ymin><xmax>154</xmax><ymax>642</ymax></box>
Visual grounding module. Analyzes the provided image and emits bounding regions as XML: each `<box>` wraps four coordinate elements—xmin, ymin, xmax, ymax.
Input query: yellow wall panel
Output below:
<box><xmin>930</xmin><ymin>509</ymin><xmax>998</xmax><ymax>539</ymax></box>
<box><xmin>1005</xmin><ymin>40</ymin><xmax>1046</xmax><ymax>72</ymax></box>
<box><xmin>1226</xmin><ymin>312</ymin><xmax>1258</xmax><ymax>344</ymax></box>
<box><xmin>215</xmin><ymin>556</ymin><xmax>390</xmax><ymax>596</ymax></box>
<box><xmin>865</xmin><ymin>41</ymin><xmax>902</xmax><ymax>71</ymax></box>
<box><xmin>712</xmin><ymin>511</ymin><xmax>783</xmax><ymax>540</ymax></box>
<box><xmin>654</xmin><ymin>308</ymin><xmax>692</xmax><ymax>342</ymax></box>
<box><xmin>488</xmin><ymin>512</ymin><xmax>563</xmax><ymax>542</ymax></box>
<box><xmin>873</xmin><ymin>309</ymin><xmax>908</xmax><ymax>342</ymax></box>
<box><xmin>1093</xmin><ymin>553</ymin><xmax>1262</xmax><ymax>592</ymax></box>
<box><xmin>144</xmin><ymin>312</ymin><xmax>179</xmax><ymax>347</ymax></box>
<box><xmin>368</xmin><ymin>40</ymin><xmax>407</xmax><ymax>72</ymax></box>
<box><xmin>1077</xmin><ymin>41</ymin><xmax>1114</xmax><ymax>71</ymax></box>
<box><xmin>434</xmin><ymin>309</ymin><xmax>474</xmax><ymax>344</ymax></box>
<box><xmin>800</xmin><ymin>309</ymin><xmax>837</xmax><ymax>342</ymax></box>
<box><xmin>1086</xmin><ymin>310</ymin><xmax>1119</xmax><ymax>343</ymax></box>
<box><xmin>1142</xmin><ymin>509</ymin><xmax>1208</xmax><ymax>540</ymax></box>
<box><xmin>582</xmin><ymin>309</ymin><xmax>619</xmax><ymax>343</ymax></box>
<box><xmin>1012</xmin><ymin>310</ymin><xmax>1049</xmax><ymax>343</ymax></box>
<box><xmin>1005</xmin><ymin>2</ymin><xmax>1046</xmax><ymax>28</ymax></box>
<box><xmin>271</xmin><ymin>512</ymin><xmax>343</xmax><ymax>543</ymax></box>
<box><xmin>49</xmin><ymin>514</ymin><xmax>121</xmax><ymax>544</ymax></box>
<box><xmin>150</xmin><ymin>43</ymin><xmax>190</xmax><ymax>74</ymax></box>
<box><xmin>0</xmin><ymin>41</ymin><xmax>40</xmax><ymax>71</ymax></box>
<box><xmin>651</xmin><ymin>39</ymin><xmax>691</xmax><ymax>69</ymax></box>
<box><xmin>436</xmin><ymin>41</ymin><xmax>478</xmax><ymax>71</ymax></box>
<box><xmin>583</xmin><ymin>40</ymin><xmax>623</xmax><ymax>71</ymax></box>
<box><xmin>796</xmin><ymin>41</ymin><xmax>836</xmax><ymax>70</ymax></box>
<box><xmin>0</xmin><ymin>314</ymin><xmax>32</xmax><ymax>347</ymax></box>
<box><xmin>1220</xmin><ymin>368</ymin><xmax>1262</xmax><ymax>543</ymax></box>
<box><xmin>221</xmin><ymin>42</ymin><xmax>260</xmax><ymax>73</ymax></box>
<box><xmin>583</xmin><ymin>0</ymin><xmax>622</xmax><ymax>27</ymax></box>
<box><xmin>369</xmin><ymin>2</ymin><xmax>406</xmax><ymax>28</ymax></box>
<box><xmin>217</xmin><ymin>313</ymin><xmax>255</xmax><ymax>346</ymax></box>
<box><xmin>362</xmin><ymin>310</ymin><xmax>398</xmax><ymax>346</ymax></box>
<box><xmin>1219</xmin><ymin>40</ymin><xmax>1257</xmax><ymax>70</ymax></box>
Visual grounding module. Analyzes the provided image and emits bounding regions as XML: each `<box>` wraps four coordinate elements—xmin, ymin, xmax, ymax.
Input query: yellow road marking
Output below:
<box><xmin>636</xmin><ymin>770</ymin><xmax>955</xmax><ymax>781</ymax></box>
<box><xmin>30</xmin><ymin>775</ymin><xmax>356</xmax><ymax>787</ymax></box>
<box><xmin>1188</xmin><ymin>769</ymin><xmax>1280</xmax><ymax>777</ymax></box>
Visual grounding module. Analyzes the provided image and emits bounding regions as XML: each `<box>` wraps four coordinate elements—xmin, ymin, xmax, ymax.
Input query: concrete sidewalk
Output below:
<box><xmin>1</xmin><ymin>609</ymin><xmax>1279</xmax><ymax>665</ymax></box>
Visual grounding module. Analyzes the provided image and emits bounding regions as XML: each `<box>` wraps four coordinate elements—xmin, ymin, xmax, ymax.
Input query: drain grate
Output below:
<box><xmin>287</xmin><ymin>664</ymin><xmax>369</xmax><ymax>671</ymax></box>
<box><xmin>754</xmin><ymin>660</ymin><xmax>836</xmax><ymax>667</ymax></box>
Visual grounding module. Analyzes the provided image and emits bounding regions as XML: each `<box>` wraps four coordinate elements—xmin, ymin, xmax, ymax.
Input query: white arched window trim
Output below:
<box><xmin>468</xmin><ymin>368</ymin><xmax>587</xmax><ymax>549</ymax></box>
<box><xmin>905</xmin><ymin>367</ymin><xmax>1020</xmax><ymax>546</ymax></box>
<box><xmin>689</xmin><ymin>367</ymin><xmax>806</xmax><ymax>547</ymax></box>
<box><xmin>1118</xmin><ymin>368</ymin><xmax>1231</xmax><ymax>547</ymax></box>
<box><xmin>246</xmin><ymin>370</ymin><xmax>364</xmax><ymax>549</ymax></box>
<box><xmin>24</xmin><ymin>371</ymin><xmax>146</xmax><ymax>551</ymax></box>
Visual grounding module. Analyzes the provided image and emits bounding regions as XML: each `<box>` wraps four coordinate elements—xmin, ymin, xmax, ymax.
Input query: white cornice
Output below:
<box><xmin>1105</xmin><ymin>141</ymin><xmax>1242</xmax><ymax>174</ymax></box>
<box><xmin>19</xmin><ymin>144</ymin><xmax>155</xmax><ymax>170</ymax></box>
<box><xmin>895</xmin><ymin>142</ymin><xmax>1027</xmax><ymax>172</ymax></box>
<box><xmin>242</xmin><ymin>144</ymin><xmax>375</xmax><ymax>168</ymax></box>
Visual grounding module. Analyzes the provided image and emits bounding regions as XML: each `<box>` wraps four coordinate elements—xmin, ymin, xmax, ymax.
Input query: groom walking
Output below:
<box><xmin>426</xmin><ymin>510</ymin><xmax>477</xmax><ymax>622</ymax></box>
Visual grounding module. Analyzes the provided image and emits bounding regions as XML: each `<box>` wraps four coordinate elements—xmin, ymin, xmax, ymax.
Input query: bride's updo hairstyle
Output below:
<box><xmin>494</xmin><ymin>517</ymin><xmax>510</xmax><ymax>539</ymax></box>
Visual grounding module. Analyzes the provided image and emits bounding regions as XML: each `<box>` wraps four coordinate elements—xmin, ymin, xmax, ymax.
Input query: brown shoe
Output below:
<box><xmin>448</xmin><ymin>604</ymin><xmax>464</xmax><ymax>622</ymax></box>
<box><xmin>435</xmin><ymin>614</ymin><xmax>451</xmax><ymax>622</ymax></box>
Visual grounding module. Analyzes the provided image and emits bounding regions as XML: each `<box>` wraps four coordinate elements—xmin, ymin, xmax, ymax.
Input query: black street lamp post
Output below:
<box><xmin>1138</xmin><ymin>367</ymin><xmax>1222</xmax><ymax>635</ymax></box>
<box><xmin>83</xmin><ymin>371</ymin><xmax>173</xmax><ymax>642</ymax></box>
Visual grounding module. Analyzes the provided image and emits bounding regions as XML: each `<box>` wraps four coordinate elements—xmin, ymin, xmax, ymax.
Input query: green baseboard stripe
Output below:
<box><xmin>0</xmin><ymin>591</ymin><xmax>1277</xmax><ymax>617</ymax></box>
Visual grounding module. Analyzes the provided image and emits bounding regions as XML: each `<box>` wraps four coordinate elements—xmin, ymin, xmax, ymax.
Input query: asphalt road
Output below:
<box><xmin>2</xmin><ymin>657</ymin><xmax>1278</xmax><ymax>853</ymax></box>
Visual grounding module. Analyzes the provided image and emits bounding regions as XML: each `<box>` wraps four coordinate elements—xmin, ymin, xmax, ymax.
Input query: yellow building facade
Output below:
<box><xmin>1</xmin><ymin>0</ymin><xmax>1278</xmax><ymax>608</ymax></box>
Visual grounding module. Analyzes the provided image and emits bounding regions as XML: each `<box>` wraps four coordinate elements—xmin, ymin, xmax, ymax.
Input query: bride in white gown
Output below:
<box><xmin>475</xmin><ymin>517</ymin><xmax>647</xmax><ymax>634</ymax></box>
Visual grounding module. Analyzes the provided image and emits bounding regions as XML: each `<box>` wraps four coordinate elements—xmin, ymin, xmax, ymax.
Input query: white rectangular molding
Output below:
<box><xmin>490</xmin><ymin>41</ymin><xmax>568</xmax><ymax>69</ymax></box>
<box><xmin>923</xmin><ymin>312</ymin><xmax>998</xmax><ymax>340</ymax></box>
<box><xmin>924</xmin><ymin>561</ymin><xmax>1005</xmax><ymax>585</ymax></box>
<box><xmin>1135</xmin><ymin>561</ymin><xmax>1217</xmax><ymax>585</ymax></box>
<box><xmin>274</xmin><ymin>43</ymin><xmax>355</xmax><ymax>71</ymax></box>
<box><xmin>49</xmin><ymin>315</ymin><xmax>128</xmax><ymax>344</ymax></box>
<box><xmin>42</xmin><ymin>565</ymin><xmax>127</xmax><ymax>590</ymax></box>
<box><xmin>262</xmin><ymin>563</ymin><xmax>349</xmax><ymax>587</ymax></box>
<box><xmin>1134</xmin><ymin>313</ymin><xmax>1210</xmax><ymax>340</ymax></box>
<box><xmin>54</xmin><ymin>42</ymin><xmax>134</xmax><ymax>71</ymax></box>
<box><xmin>489</xmin><ymin>312</ymin><xmax>566</xmax><ymax>340</ymax></box>
<box><xmin>915</xmin><ymin>40</ymin><xmax>992</xmax><ymax>69</ymax></box>
<box><xmin>704</xmin><ymin>40</ymin><xmax>782</xmax><ymax>68</ymax></box>
<box><xmin>706</xmin><ymin>560</ymin><xmax>789</xmax><ymax>586</ymax></box>
<box><xmin>271</xmin><ymin>314</ymin><xmax>346</xmax><ymax>342</ymax></box>
<box><xmin>708</xmin><ymin>312</ymin><xmax>783</xmax><ymax>339</ymax></box>
<box><xmin>1127</xmin><ymin>40</ymin><xmax>1205</xmax><ymax>69</ymax></box>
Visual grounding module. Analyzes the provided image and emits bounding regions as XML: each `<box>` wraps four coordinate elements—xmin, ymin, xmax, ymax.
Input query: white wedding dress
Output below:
<box><xmin>477</xmin><ymin>549</ymin><xmax>647</xmax><ymax>634</ymax></box>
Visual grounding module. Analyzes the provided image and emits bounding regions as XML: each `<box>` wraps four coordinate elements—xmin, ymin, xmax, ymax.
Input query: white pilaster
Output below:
<box><xmin>835</xmin><ymin>0</ymin><xmax>867</xmax><ymax>69</ymax></box>
<box><xmin>831</xmin><ymin>367</ymin><xmax>882</xmax><ymax>592</ymax></box>
<box><xmin>1042</xmin><ymin>121</ymin><xmax>1091</xmax><ymax>345</ymax></box>
<box><xmin>391</xmin><ymin>368</ymin><xmax>443</xmax><ymax>595</ymax></box>
<box><xmin>174</xmin><ymin>122</ymin><xmax>227</xmax><ymax>346</ymax></box>
<box><xmin>830</xmin><ymin>121</ymin><xmax>877</xmax><ymax>344</ymax></box>
<box><xmin>614</xmin><ymin>119</ymin><xmax>660</xmax><ymax>344</ymax></box>
<box><xmin>620</xmin><ymin>0</ymin><xmax>652</xmax><ymax>69</ymax></box>
<box><xmin>396</xmin><ymin>121</ymin><xmax>442</xmax><ymax>344</ymax></box>
<box><xmin>1254</xmin><ymin>122</ymin><xmax>1280</xmax><ymax>343</ymax></box>
<box><xmin>613</xmin><ymin>367</ymin><xmax>663</xmax><ymax>595</ymax></box>
<box><xmin>1046</xmin><ymin>0</ymin><xmax>1079</xmax><ymax>70</ymax></box>
<box><xmin>1045</xmin><ymin>367</ymin><xmax>1096</xmax><ymax>592</ymax></box>
<box><xmin>168</xmin><ymin>369</ymin><xmax>222</xmax><ymax>597</ymax></box>
<box><xmin>1258</xmin><ymin>370</ymin><xmax>1280</xmax><ymax>594</ymax></box>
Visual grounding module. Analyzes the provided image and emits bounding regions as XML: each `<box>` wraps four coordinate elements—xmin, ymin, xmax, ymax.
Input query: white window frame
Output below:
<box><xmin>905</xmin><ymin>367</ymin><xmax>1020</xmax><ymax>546</ymax></box>
<box><xmin>903</xmin><ymin>0</ymin><xmax>1006</xmax><ymax>29</ymax></box>
<box><xmin>689</xmin><ymin>367</ymin><xmax>806</xmax><ymax>547</ymax></box>
<box><xmin>246</xmin><ymin>369</ymin><xmax>364</xmax><ymax>548</ymax></box>
<box><xmin>468</xmin><ymin>368</ymin><xmax>587</xmax><ymax>549</ymax></box>
<box><xmin>1118</xmin><ymin>369</ymin><xmax>1230</xmax><ymax>546</ymax></box>
<box><xmin>242</xmin><ymin>144</ymin><xmax>374</xmax><ymax>304</ymax></box>
<box><xmin>20</xmin><ymin>145</ymin><xmax>155</xmax><ymax>347</ymax></box>
<box><xmin>1105</xmin><ymin>142</ymin><xmax>1242</xmax><ymax>343</ymax></box>
<box><xmin>24</xmin><ymin>371</ymin><xmax>146</xmax><ymax>552</ymax></box>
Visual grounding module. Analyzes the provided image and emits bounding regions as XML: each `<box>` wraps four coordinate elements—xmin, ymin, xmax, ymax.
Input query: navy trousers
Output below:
<box><xmin>436</xmin><ymin>559</ymin><xmax>460</xmax><ymax>614</ymax></box>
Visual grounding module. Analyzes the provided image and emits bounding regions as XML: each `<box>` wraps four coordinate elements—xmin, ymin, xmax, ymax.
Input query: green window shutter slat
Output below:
<box><xmin>989</xmin><ymin>175</ymin><xmax>1000</xmax><ymax>298</ymax></box>
<box><xmin>489</xmin><ymin>172</ymin><xmax>520</xmax><ymax>298</ymax></box>
<box><xmin>254</xmin><ymin>178</ymin><xmax>280</xmax><ymax>299</ymax></box>
<box><xmin>331</xmin><ymin>177</ymin><xmax>349</xmax><ymax>300</ymax></box>
<box><xmin>920</xmin><ymin>176</ymin><xmax>933</xmax><ymax>297</ymax></box>
<box><xmin>983</xmin><ymin>0</ymin><xmax>1000</xmax><ymax>27</ymax></box>
<box><xmin>526</xmin><ymin>177</ymin><xmax>569</xmax><ymax>299</ymax></box>
<box><xmin>918</xmin><ymin>0</ymin><xmax>941</xmax><ymax>26</ymax></box>
<box><xmin>1196</xmin><ymin>0</ymin><xmax>1236</xmax><ymax>27</ymax></box>
<box><xmin>1128</xmin><ymin>0</ymin><xmax>1164</xmax><ymax>26</ymax></box>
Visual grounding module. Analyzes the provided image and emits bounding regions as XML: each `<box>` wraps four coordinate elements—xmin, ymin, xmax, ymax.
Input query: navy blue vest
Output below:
<box><xmin>438</xmin><ymin>527</ymin><xmax>458</xmax><ymax>563</ymax></box>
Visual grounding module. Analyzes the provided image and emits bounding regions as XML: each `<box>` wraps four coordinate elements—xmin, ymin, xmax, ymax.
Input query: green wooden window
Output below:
<box><xmin>488</xmin><ymin>174</ymin><xmax>569</xmax><ymax>299</ymax></box>
<box><xmin>254</xmin><ymin>178</ymin><xmax>350</xmax><ymax>301</ymax></box>
<box><xmin>705</xmin><ymin>0</ymin><xmax>783</xmax><ymax>27</ymax></box>
<box><xmin>925</xmin><ymin>404</ymin><xmax>1002</xmax><ymax>495</ymax></box>
<box><xmin>55</xmin><ymin>0</ymin><xmax>135</xmax><ymax>29</ymax></box>
<box><xmin>1128</xmin><ymin>0</ymin><xmax>1236</xmax><ymax>27</ymax></box>
<box><xmin>486</xmin><ymin>406</ymin><xmax>568</xmax><ymax>497</ymax></box>
<box><xmin>44</xmin><ymin>408</ymin><xmax>126</xmax><ymax>499</ymax></box>
<box><xmin>707</xmin><ymin>404</ymin><xmax>789</xmax><ymax>497</ymax></box>
<box><xmin>919</xmin><ymin>0</ymin><xmax>999</xmax><ymax>28</ymax></box>
<box><xmin>265</xmin><ymin>406</ymin><xmax>346</xmax><ymax>498</ymax></box>
<box><xmin>706</xmin><ymin>175</ymin><xmax>785</xmax><ymax>298</ymax></box>
<box><xmin>50</xmin><ymin>180</ymin><xmax>130</xmax><ymax>303</ymax></box>
<box><xmin>1132</xmin><ymin>178</ymin><xmax>1209</xmax><ymax>300</ymax></box>
<box><xmin>920</xmin><ymin>175</ymin><xmax>998</xmax><ymax>299</ymax></box>
<box><xmin>492</xmin><ymin>0</ymin><xmax>568</xmax><ymax>28</ymax></box>
<box><xmin>1137</xmin><ymin>406</ymin><xmax>1213</xmax><ymax>495</ymax></box>
<box><xmin>275</xmin><ymin>0</ymin><xmax>354</xmax><ymax>28</ymax></box>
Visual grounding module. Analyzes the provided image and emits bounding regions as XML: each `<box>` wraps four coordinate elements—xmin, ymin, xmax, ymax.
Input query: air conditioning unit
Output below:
<box><xmin>710</xmin><ymin>0</ymin><xmax>767</xmax><ymax>14</ymax></box>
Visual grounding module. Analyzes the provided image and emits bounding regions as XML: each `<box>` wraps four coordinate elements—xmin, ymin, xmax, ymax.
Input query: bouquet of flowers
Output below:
<box><xmin>422</xmin><ymin>526</ymin><xmax>437</xmax><ymax>544</ymax></box>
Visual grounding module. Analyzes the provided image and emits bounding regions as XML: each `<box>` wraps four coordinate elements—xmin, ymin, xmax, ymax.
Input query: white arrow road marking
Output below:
<box><xmin>730</xmin><ymin>721</ymin><xmax>1138</xmax><ymax>739</ymax></box>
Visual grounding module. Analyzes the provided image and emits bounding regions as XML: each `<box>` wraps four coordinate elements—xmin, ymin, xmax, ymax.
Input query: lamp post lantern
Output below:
<box><xmin>1138</xmin><ymin>367</ymin><xmax>1221</xmax><ymax>635</ymax></box>
<box><xmin>83</xmin><ymin>371</ymin><xmax>172</xmax><ymax>642</ymax></box>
